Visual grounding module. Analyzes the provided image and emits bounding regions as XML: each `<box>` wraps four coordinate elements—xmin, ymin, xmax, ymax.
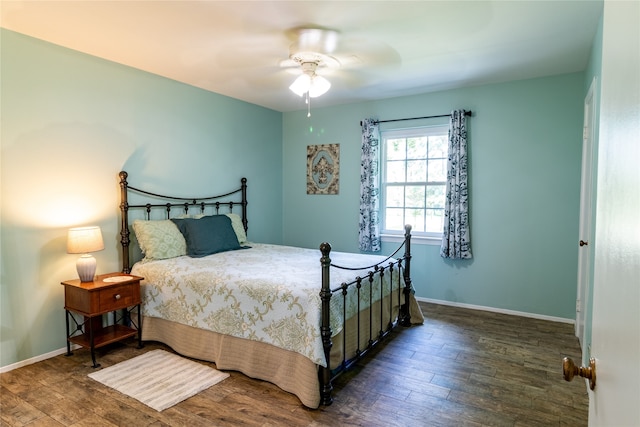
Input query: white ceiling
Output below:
<box><xmin>1</xmin><ymin>1</ymin><xmax>603</xmax><ymax>112</ymax></box>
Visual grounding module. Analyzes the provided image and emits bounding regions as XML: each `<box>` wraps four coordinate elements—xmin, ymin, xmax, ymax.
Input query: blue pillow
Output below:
<box><xmin>171</xmin><ymin>215</ymin><xmax>240</xmax><ymax>257</ymax></box>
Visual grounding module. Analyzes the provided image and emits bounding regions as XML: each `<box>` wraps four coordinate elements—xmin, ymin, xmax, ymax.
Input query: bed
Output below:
<box><xmin>118</xmin><ymin>171</ymin><xmax>424</xmax><ymax>408</ymax></box>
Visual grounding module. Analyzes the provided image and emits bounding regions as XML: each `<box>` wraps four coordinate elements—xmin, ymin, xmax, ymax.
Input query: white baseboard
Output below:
<box><xmin>0</xmin><ymin>344</ymin><xmax>80</xmax><ymax>374</ymax></box>
<box><xmin>416</xmin><ymin>297</ymin><xmax>575</xmax><ymax>324</ymax></box>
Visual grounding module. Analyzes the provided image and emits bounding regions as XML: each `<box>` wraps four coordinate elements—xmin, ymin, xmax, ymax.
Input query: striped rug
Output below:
<box><xmin>88</xmin><ymin>349</ymin><xmax>229</xmax><ymax>411</ymax></box>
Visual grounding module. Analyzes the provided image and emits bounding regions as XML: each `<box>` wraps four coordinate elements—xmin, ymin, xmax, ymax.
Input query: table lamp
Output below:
<box><xmin>67</xmin><ymin>226</ymin><xmax>105</xmax><ymax>282</ymax></box>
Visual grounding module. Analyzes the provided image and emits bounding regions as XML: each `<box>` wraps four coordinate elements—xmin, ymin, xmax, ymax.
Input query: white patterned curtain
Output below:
<box><xmin>359</xmin><ymin>118</ymin><xmax>381</xmax><ymax>252</ymax></box>
<box><xmin>440</xmin><ymin>110</ymin><xmax>473</xmax><ymax>259</ymax></box>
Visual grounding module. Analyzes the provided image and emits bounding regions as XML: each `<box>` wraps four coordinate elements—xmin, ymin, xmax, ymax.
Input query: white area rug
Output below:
<box><xmin>88</xmin><ymin>349</ymin><xmax>229</xmax><ymax>411</ymax></box>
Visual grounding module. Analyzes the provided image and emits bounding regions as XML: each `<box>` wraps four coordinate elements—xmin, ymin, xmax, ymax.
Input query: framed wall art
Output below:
<box><xmin>307</xmin><ymin>144</ymin><xmax>339</xmax><ymax>195</ymax></box>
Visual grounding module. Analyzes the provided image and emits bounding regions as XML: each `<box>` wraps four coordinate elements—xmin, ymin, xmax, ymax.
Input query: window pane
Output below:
<box><xmin>407</xmin><ymin>160</ymin><xmax>427</xmax><ymax>182</ymax></box>
<box><xmin>426</xmin><ymin>185</ymin><xmax>445</xmax><ymax>208</ymax></box>
<box><xmin>425</xmin><ymin>209</ymin><xmax>444</xmax><ymax>233</ymax></box>
<box><xmin>405</xmin><ymin>208</ymin><xmax>425</xmax><ymax>232</ymax></box>
<box><xmin>386</xmin><ymin>138</ymin><xmax>405</xmax><ymax>160</ymax></box>
<box><xmin>385</xmin><ymin>208</ymin><xmax>404</xmax><ymax>230</ymax></box>
<box><xmin>386</xmin><ymin>161</ymin><xmax>406</xmax><ymax>182</ymax></box>
<box><xmin>381</xmin><ymin>125</ymin><xmax>449</xmax><ymax>237</ymax></box>
<box><xmin>428</xmin><ymin>135</ymin><xmax>448</xmax><ymax>158</ymax></box>
<box><xmin>386</xmin><ymin>186</ymin><xmax>404</xmax><ymax>208</ymax></box>
<box><xmin>407</xmin><ymin>137</ymin><xmax>427</xmax><ymax>159</ymax></box>
<box><xmin>405</xmin><ymin>185</ymin><xmax>425</xmax><ymax>208</ymax></box>
<box><xmin>428</xmin><ymin>159</ymin><xmax>447</xmax><ymax>182</ymax></box>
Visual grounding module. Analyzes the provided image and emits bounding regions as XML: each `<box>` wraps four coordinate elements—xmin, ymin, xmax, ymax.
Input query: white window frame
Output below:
<box><xmin>380</xmin><ymin>124</ymin><xmax>449</xmax><ymax>246</ymax></box>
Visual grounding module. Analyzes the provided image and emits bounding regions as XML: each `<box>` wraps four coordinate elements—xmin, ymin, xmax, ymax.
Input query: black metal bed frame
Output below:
<box><xmin>118</xmin><ymin>170</ymin><xmax>413</xmax><ymax>406</ymax></box>
<box><xmin>118</xmin><ymin>171</ymin><xmax>247</xmax><ymax>274</ymax></box>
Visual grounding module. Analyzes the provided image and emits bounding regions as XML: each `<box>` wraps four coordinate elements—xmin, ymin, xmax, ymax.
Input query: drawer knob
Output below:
<box><xmin>114</xmin><ymin>294</ymin><xmax>121</xmax><ymax>300</ymax></box>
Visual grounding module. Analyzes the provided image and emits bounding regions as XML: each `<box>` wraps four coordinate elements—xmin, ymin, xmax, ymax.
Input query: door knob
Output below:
<box><xmin>579</xmin><ymin>240</ymin><xmax>588</xmax><ymax>246</ymax></box>
<box><xmin>563</xmin><ymin>356</ymin><xmax>596</xmax><ymax>390</ymax></box>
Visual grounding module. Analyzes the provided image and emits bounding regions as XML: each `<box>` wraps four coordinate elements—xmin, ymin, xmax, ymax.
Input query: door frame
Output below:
<box><xmin>575</xmin><ymin>77</ymin><xmax>597</xmax><ymax>349</ymax></box>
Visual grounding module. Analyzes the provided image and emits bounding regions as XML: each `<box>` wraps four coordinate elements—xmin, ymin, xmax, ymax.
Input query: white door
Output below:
<box><xmin>588</xmin><ymin>1</ymin><xmax>640</xmax><ymax>426</ymax></box>
<box><xmin>576</xmin><ymin>77</ymin><xmax>596</xmax><ymax>348</ymax></box>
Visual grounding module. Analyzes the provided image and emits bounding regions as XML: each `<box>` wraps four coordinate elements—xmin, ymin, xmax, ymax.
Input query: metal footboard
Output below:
<box><xmin>319</xmin><ymin>225</ymin><xmax>413</xmax><ymax>405</ymax></box>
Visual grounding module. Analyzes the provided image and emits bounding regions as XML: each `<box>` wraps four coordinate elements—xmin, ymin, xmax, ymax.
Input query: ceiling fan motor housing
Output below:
<box><xmin>290</xmin><ymin>51</ymin><xmax>340</xmax><ymax>71</ymax></box>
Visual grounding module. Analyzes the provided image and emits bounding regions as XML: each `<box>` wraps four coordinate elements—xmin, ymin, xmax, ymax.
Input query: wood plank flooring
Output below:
<box><xmin>1</xmin><ymin>302</ymin><xmax>588</xmax><ymax>426</ymax></box>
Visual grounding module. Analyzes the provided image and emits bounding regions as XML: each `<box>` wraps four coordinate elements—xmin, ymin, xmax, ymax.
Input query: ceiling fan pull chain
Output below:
<box><xmin>307</xmin><ymin>92</ymin><xmax>311</xmax><ymax>117</ymax></box>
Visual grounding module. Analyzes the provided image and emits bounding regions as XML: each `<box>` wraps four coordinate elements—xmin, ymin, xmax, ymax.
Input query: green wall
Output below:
<box><xmin>0</xmin><ymin>29</ymin><xmax>283</xmax><ymax>367</ymax></box>
<box><xmin>283</xmin><ymin>73</ymin><xmax>585</xmax><ymax>320</ymax></box>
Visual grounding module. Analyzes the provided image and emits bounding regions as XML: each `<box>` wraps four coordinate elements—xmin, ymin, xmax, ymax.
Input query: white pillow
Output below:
<box><xmin>225</xmin><ymin>213</ymin><xmax>248</xmax><ymax>245</ymax></box>
<box><xmin>132</xmin><ymin>219</ymin><xmax>187</xmax><ymax>260</ymax></box>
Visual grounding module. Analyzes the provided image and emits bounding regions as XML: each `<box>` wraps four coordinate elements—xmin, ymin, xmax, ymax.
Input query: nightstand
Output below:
<box><xmin>61</xmin><ymin>272</ymin><xmax>144</xmax><ymax>367</ymax></box>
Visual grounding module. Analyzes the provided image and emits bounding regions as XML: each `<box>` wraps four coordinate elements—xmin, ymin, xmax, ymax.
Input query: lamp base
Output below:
<box><xmin>76</xmin><ymin>254</ymin><xmax>97</xmax><ymax>282</ymax></box>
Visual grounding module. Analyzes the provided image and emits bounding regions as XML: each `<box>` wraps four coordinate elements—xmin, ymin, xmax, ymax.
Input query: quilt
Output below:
<box><xmin>131</xmin><ymin>243</ymin><xmax>403</xmax><ymax>367</ymax></box>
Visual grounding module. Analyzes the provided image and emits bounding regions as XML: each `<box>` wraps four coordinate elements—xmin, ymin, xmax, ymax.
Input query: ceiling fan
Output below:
<box><xmin>282</xmin><ymin>28</ymin><xmax>342</xmax><ymax>99</ymax></box>
<box><xmin>214</xmin><ymin>24</ymin><xmax>401</xmax><ymax>112</ymax></box>
<box><xmin>278</xmin><ymin>26</ymin><xmax>399</xmax><ymax>115</ymax></box>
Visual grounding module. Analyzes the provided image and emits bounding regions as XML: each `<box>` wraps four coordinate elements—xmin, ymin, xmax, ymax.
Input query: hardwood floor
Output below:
<box><xmin>1</xmin><ymin>302</ymin><xmax>588</xmax><ymax>426</ymax></box>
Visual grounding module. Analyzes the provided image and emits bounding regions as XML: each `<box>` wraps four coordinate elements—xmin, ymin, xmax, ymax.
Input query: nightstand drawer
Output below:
<box><xmin>98</xmin><ymin>283</ymin><xmax>140</xmax><ymax>312</ymax></box>
<box><xmin>62</xmin><ymin>274</ymin><xmax>143</xmax><ymax>316</ymax></box>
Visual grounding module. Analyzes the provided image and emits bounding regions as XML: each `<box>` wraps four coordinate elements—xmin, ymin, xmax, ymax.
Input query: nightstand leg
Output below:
<box><xmin>90</xmin><ymin>350</ymin><xmax>99</xmax><ymax>368</ymax></box>
<box><xmin>88</xmin><ymin>317</ymin><xmax>100</xmax><ymax>368</ymax></box>
<box><xmin>137</xmin><ymin>304</ymin><xmax>144</xmax><ymax>349</ymax></box>
<box><xmin>65</xmin><ymin>310</ymin><xmax>73</xmax><ymax>356</ymax></box>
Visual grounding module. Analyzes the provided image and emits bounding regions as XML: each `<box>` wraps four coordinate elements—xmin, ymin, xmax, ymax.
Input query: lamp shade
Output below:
<box><xmin>67</xmin><ymin>226</ymin><xmax>104</xmax><ymax>254</ymax></box>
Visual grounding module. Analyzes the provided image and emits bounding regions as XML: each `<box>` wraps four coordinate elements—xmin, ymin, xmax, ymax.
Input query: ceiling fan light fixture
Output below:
<box><xmin>289</xmin><ymin>73</ymin><xmax>311</xmax><ymax>96</ymax></box>
<box><xmin>289</xmin><ymin>61</ymin><xmax>331</xmax><ymax>98</ymax></box>
<box><xmin>307</xmin><ymin>75</ymin><xmax>331</xmax><ymax>98</ymax></box>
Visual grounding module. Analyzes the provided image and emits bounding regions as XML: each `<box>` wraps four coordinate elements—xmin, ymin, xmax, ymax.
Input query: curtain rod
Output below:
<box><xmin>360</xmin><ymin>110</ymin><xmax>472</xmax><ymax>126</ymax></box>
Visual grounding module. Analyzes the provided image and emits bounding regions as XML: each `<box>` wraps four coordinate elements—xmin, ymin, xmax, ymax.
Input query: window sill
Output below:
<box><xmin>381</xmin><ymin>233</ymin><xmax>442</xmax><ymax>246</ymax></box>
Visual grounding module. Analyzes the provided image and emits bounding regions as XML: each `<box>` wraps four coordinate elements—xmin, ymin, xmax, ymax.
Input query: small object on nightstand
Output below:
<box><xmin>61</xmin><ymin>273</ymin><xmax>144</xmax><ymax>368</ymax></box>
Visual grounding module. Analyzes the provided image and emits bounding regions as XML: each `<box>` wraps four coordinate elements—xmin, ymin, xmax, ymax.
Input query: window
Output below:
<box><xmin>381</xmin><ymin>125</ymin><xmax>448</xmax><ymax>242</ymax></box>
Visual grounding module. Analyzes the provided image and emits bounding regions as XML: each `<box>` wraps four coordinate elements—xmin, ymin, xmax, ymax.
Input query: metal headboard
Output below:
<box><xmin>118</xmin><ymin>170</ymin><xmax>247</xmax><ymax>273</ymax></box>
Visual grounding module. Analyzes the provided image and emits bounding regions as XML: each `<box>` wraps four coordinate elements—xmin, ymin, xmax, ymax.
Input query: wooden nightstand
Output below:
<box><xmin>61</xmin><ymin>272</ymin><xmax>144</xmax><ymax>367</ymax></box>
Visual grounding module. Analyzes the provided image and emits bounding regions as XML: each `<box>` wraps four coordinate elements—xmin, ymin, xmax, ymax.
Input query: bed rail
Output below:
<box><xmin>118</xmin><ymin>171</ymin><xmax>247</xmax><ymax>273</ymax></box>
<box><xmin>319</xmin><ymin>224</ymin><xmax>413</xmax><ymax>405</ymax></box>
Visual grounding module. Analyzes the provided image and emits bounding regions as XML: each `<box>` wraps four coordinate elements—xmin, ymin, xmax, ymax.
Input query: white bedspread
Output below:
<box><xmin>131</xmin><ymin>243</ymin><xmax>403</xmax><ymax>367</ymax></box>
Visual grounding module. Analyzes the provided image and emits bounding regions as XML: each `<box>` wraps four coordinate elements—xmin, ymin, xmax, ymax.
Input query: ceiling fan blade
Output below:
<box><xmin>214</xmin><ymin>27</ymin><xmax>291</xmax><ymax>70</ymax></box>
<box><xmin>332</xmin><ymin>37</ymin><xmax>402</xmax><ymax>69</ymax></box>
<box><xmin>286</xmin><ymin>27</ymin><xmax>340</xmax><ymax>55</ymax></box>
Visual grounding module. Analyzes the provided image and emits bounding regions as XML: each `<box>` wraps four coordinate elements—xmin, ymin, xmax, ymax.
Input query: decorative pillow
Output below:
<box><xmin>132</xmin><ymin>219</ymin><xmax>187</xmax><ymax>260</ymax></box>
<box><xmin>171</xmin><ymin>215</ymin><xmax>240</xmax><ymax>258</ymax></box>
<box><xmin>188</xmin><ymin>213</ymin><xmax>247</xmax><ymax>244</ymax></box>
<box><xmin>225</xmin><ymin>213</ymin><xmax>248</xmax><ymax>244</ymax></box>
